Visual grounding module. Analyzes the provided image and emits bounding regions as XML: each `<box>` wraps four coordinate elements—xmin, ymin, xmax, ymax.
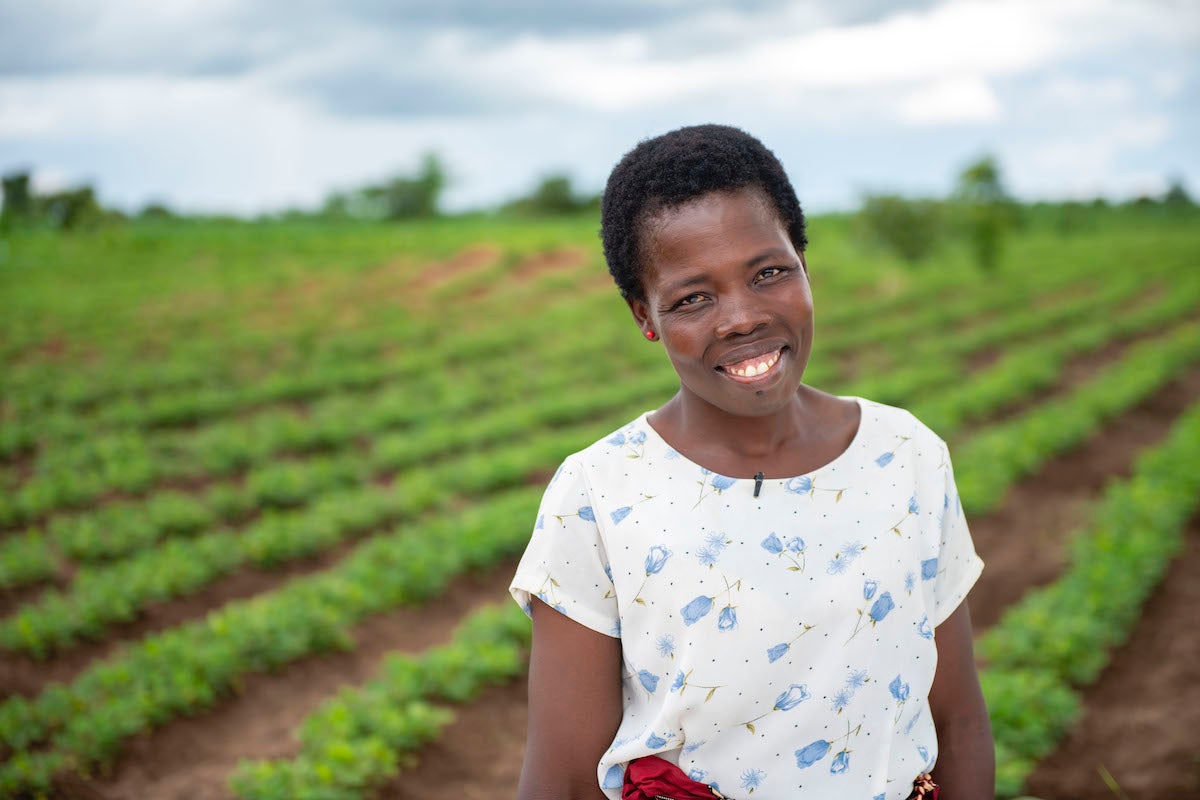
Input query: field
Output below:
<box><xmin>1</xmin><ymin>207</ymin><xmax>1198</xmax><ymax>799</ymax></box>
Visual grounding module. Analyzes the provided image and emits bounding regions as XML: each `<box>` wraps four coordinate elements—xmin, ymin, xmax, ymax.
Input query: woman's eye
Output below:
<box><xmin>676</xmin><ymin>293</ymin><xmax>705</xmax><ymax>307</ymax></box>
<box><xmin>758</xmin><ymin>266</ymin><xmax>787</xmax><ymax>280</ymax></box>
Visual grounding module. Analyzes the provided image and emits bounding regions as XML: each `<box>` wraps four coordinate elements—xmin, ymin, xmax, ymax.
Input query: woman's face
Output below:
<box><xmin>628</xmin><ymin>187</ymin><xmax>813</xmax><ymax>419</ymax></box>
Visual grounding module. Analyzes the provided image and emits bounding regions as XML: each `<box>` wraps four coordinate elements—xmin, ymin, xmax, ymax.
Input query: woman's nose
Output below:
<box><xmin>714</xmin><ymin>292</ymin><xmax>769</xmax><ymax>338</ymax></box>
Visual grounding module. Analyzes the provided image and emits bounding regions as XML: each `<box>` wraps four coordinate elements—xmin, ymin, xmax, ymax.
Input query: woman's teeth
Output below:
<box><xmin>726</xmin><ymin>350</ymin><xmax>781</xmax><ymax>378</ymax></box>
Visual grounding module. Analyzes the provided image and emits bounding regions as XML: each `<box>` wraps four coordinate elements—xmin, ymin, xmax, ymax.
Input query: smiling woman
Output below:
<box><xmin>509</xmin><ymin>125</ymin><xmax>994</xmax><ymax>800</ymax></box>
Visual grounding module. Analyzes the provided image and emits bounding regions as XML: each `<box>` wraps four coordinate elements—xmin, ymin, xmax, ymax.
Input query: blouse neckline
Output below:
<box><xmin>635</xmin><ymin>395</ymin><xmax>869</xmax><ymax>483</ymax></box>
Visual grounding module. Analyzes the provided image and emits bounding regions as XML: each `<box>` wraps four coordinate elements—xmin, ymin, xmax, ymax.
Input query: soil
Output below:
<box><xmin>78</xmin><ymin>559</ymin><xmax>520</xmax><ymax>800</ymax></box>
<box><xmin>1021</xmin><ymin>515</ymin><xmax>1200</xmax><ymax>800</ymax></box>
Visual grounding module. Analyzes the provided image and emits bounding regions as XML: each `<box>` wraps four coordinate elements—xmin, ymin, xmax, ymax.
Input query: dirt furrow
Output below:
<box><xmin>63</xmin><ymin>369</ymin><xmax>1200</xmax><ymax>799</ymax></box>
<box><xmin>1021</xmin><ymin>515</ymin><xmax>1200</xmax><ymax>800</ymax></box>
<box><xmin>74</xmin><ymin>559</ymin><xmax>519</xmax><ymax>800</ymax></box>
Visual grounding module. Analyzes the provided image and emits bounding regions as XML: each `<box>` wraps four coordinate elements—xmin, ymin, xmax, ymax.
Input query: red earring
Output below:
<box><xmin>645</xmin><ymin>329</ymin><xmax>657</xmax><ymax>340</ymax></box>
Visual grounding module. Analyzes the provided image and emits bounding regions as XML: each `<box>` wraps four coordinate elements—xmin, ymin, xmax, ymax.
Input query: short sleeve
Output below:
<box><xmin>509</xmin><ymin>456</ymin><xmax>621</xmax><ymax>638</ymax></box>
<box><xmin>931</xmin><ymin>442</ymin><xmax>985</xmax><ymax>627</ymax></box>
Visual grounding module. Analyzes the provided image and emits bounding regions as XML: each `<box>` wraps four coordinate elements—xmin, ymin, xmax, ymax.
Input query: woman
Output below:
<box><xmin>509</xmin><ymin>125</ymin><xmax>994</xmax><ymax>799</ymax></box>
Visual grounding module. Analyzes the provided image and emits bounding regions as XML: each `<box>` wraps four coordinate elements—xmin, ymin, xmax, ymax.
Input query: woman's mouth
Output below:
<box><xmin>717</xmin><ymin>348</ymin><xmax>784</xmax><ymax>382</ymax></box>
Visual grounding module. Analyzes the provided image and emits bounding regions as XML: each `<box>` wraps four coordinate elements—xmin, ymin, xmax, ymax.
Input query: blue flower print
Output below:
<box><xmin>889</xmin><ymin>675</ymin><xmax>910</xmax><ymax>702</ymax></box>
<box><xmin>633</xmin><ymin>544</ymin><xmax>672</xmax><ymax>604</ymax></box>
<box><xmin>786</xmin><ymin>475</ymin><xmax>813</xmax><ymax>494</ymax></box>
<box><xmin>787</xmin><ymin>536</ymin><xmax>805</xmax><ymax>553</ymax></box>
<box><xmin>875</xmin><ymin>434</ymin><xmax>911</xmax><ymax>469</ymax></box>
<box><xmin>849</xmin><ymin>588</ymin><xmax>894</xmax><ymax>643</ymax></box>
<box><xmin>740</xmin><ymin>768</ymin><xmax>766</xmax><ymax>791</ymax></box>
<box><xmin>602</xmin><ymin>764</ymin><xmax>623</xmax><ymax>789</ymax></box>
<box><xmin>647</xmin><ymin>732</ymin><xmax>667</xmax><ymax>749</ymax></box>
<box><xmin>761</xmin><ymin>532</ymin><xmax>783</xmax><ymax>554</ymax></box>
<box><xmin>766</xmin><ymin>621</ymin><xmax>816</xmax><ymax>663</ymax></box>
<box><xmin>681</xmin><ymin>594</ymin><xmax>714</xmax><ymax>625</ymax></box>
<box><xmin>688</xmin><ymin>768</ymin><xmax>707</xmax><ymax>781</ymax></box>
<box><xmin>673</xmin><ymin>669</ymin><xmax>725</xmax><ymax>700</ymax></box>
<box><xmin>846</xmin><ymin>669</ymin><xmax>869</xmax><ymax>690</ymax></box>
<box><xmin>905</xmin><ymin>571</ymin><xmax>916</xmax><ymax>594</ymax></box>
<box><xmin>775</xmin><ymin>684</ymin><xmax>811</xmax><ymax>711</ymax></box>
<box><xmin>831</xmin><ymin>688</ymin><xmax>852</xmax><ymax>714</ymax></box>
<box><xmin>718</xmin><ymin>605</ymin><xmax>738</xmax><ymax>630</ymax></box>
<box><xmin>869</xmin><ymin>592</ymin><xmax>895</xmax><ymax>623</ymax></box>
<box><xmin>657</xmin><ymin>634</ymin><xmax>676</xmax><ymax>659</ymax></box>
<box><xmin>629</xmin><ymin>430</ymin><xmax>647</xmax><ymax>445</ymax></box>
<box><xmin>535</xmin><ymin>513</ymin><xmax>544</xmax><ymax>530</ymax></box>
<box><xmin>863</xmin><ymin>579</ymin><xmax>878</xmax><ymax>600</ymax></box>
<box><xmin>695</xmin><ymin>471</ymin><xmax>737</xmax><ymax>507</ymax></box>
<box><xmin>830</xmin><ymin>750</ymin><xmax>850</xmax><ymax>774</ymax></box>
<box><xmin>697</xmin><ymin>546</ymin><xmax>720</xmax><ymax>568</ymax></box>
<box><xmin>603</xmin><ymin>563</ymin><xmax>613</xmax><ymax>582</ymax></box>
<box><xmin>705</xmin><ymin>531</ymin><xmax>732</xmax><ymax>551</ymax></box>
<box><xmin>739</xmin><ymin>683</ymin><xmax>810</xmax><ymax>732</ymax></box>
<box><xmin>611</xmin><ymin>506</ymin><xmax>632</xmax><ymax>525</ymax></box>
<box><xmin>555</xmin><ymin>505</ymin><xmax>595</xmax><ymax>524</ymax></box>
<box><xmin>607</xmin><ymin>432</ymin><xmax>627</xmax><ymax>446</ymax></box>
<box><xmin>682</xmin><ymin>739</ymin><xmax>705</xmax><ymax>755</ymax></box>
<box><xmin>827</xmin><ymin>540</ymin><xmax>866</xmax><ymax>575</ymax></box>
<box><xmin>637</xmin><ymin>669</ymin><xmax>660</xmax><ymax>693</ymax></box>
<box><xmin>645</xmin><ymin>545</ymin><xmax>672</xmax><ymax>574</ymax></box>
<box><xmin>874</xmin><ymin>794</ymin><xmax>886</xmax><ymax>800</ymax></box>
<box><xmin>917</xmin><ymin>615</ymin><xmax>934</xmax><ymax>639</ymax></box>
<box><xmin>908</xmin><ymin>495</ymin><xmax>919</xmax><ymax>514</ymax></box>
<box><xmin>795</xmin><ymin>739</ymin><xmax>831</xmax><ymax>768</ymax></box>
<box><xmin>921</xmin><ymin>557</ymin><xmax>938</xmax><ymax>580</ymax></box>
<box><xmin>917</xmin><ymin>744</ymin><xmax>932</xmax><ymax>770</ymax></box>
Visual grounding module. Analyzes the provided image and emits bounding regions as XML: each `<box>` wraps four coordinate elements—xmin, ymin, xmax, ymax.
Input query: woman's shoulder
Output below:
<box><xmin>851</xmin><ymin>395</ymin><xmax>949</xmax><ymax>454</ymax></box>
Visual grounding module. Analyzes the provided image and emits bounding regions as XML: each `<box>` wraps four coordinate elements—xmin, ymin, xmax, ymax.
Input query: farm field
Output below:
<box><xmin>1</xmin><ymin>208</ymin><xmax>1199</xmax><ymax>799</ymax></box>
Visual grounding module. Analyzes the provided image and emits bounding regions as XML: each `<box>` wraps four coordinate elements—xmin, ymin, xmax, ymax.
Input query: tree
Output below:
<box><xmin>1</xmin><ymin>171</ymin><xmax>33</xmax><ymax>231</ymax></box>
<box><xmin>857</xmin><ymin>194</ymin><xmax>942</xmax><ymax>263</ymax></box>
<box><xmin>502</xmin><ymin>173</ymin><xmax>595</xmax><ymax>216</ymax></box>
<box><xmin>953</xmin><ymin>156</ymin><xmax>1016</xmax><ymax>271</ymax></box>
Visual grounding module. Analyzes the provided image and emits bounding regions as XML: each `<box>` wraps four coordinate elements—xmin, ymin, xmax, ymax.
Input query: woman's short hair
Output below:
<box><xmin>600</xmin><ymin>124</ymin><xmax>808</xmax><ymax>302</ymax></box>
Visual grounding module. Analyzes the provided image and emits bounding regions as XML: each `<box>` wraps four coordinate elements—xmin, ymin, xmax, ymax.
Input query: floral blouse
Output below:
<box><xmin>509</xmin><ymin>396</ymin><xmax>984</xmax><ymax>799</ymax></box>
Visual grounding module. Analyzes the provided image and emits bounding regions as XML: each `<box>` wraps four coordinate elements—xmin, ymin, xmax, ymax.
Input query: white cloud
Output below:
<box><xmin>896</xmin><ymin>76</ymin><xmax>1001</xmax><ymax>124</ymax></box>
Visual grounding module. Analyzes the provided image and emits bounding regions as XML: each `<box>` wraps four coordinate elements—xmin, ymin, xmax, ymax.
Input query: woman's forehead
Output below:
<box><xmin>643</xmin><ymin>188</ymin><xmax>793</xmax><ymax>270</ymax></box>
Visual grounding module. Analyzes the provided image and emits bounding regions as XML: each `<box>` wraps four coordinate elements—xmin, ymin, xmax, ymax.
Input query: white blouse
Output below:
<box><xmin>510</xmin><ymin>396</ymin><xmax>984</xmax><ymax>799</ymax></box>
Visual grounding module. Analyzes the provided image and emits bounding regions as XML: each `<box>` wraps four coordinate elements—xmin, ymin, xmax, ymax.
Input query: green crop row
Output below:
<box><xmin>0</xmin><ymin>263</ymin><xmax>613</xmax><ymax>457</ymax></box>
<box><xmin>953</xmin><ymin>320</ymin><xmax>1200</xmax><ymax>513</ymax></box>
<box><xmin>0</xmin><ymin>375</ymin><xmax>689</xmax><ymax>656</ymax></box>
<box><xmin>229</xmin><ymin>602</ymin><xmax>531</xmax><ymax>800</ymax></box>
<box><xmin>979</xmin><ymin>398</ymin><xmax>1200</xmax><ymax>796</ymax></box>
<box><xmin>0</xmin><ymin>484</ymin><xmax>544</xmax><ymax>794</ymax></box>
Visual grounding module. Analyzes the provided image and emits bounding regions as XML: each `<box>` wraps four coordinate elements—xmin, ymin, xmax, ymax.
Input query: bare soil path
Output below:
<box><xmin>1022</xmin><ymin>515</ymin><xmax>1200</xmax><ymax>800</ymax></box>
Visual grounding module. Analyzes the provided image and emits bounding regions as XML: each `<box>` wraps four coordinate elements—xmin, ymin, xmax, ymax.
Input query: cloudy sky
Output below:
<box><xmin>1</xmin><ymin>0</ymin><xmax>1196</xmax><ymax>214</ymax></box>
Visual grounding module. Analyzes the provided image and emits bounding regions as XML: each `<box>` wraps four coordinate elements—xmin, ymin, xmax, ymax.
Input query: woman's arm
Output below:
<box><xmin>928</xmin><ymin>600</ymin><xmax>995</xmax><ymax>798</ymax></box>
<box><xmin>516</xmin><ymin>596</ymin><xmax>625</xmax><ymax>800</ymax></box>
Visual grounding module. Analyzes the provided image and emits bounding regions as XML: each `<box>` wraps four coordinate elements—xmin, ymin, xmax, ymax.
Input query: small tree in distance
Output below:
<box><xmin>857</xmin><ymin>194</ymin><xmax>942</xmax><ymax>264</ymax></box>
<box><xmin>954</xmin><ymin>155</ymin><xmax>1017</xmax><ymax>271</ymax></box>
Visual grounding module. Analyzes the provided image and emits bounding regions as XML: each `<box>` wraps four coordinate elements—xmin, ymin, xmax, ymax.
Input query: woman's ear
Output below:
<box><xmin>626</xmin><ymin>296</ymin><xmax>654</xmax><ymax>339</ymax></box>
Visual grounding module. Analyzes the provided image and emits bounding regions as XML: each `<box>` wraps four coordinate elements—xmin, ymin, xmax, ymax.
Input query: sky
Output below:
<box><xmin>1</xmin><ymin>0</ymin><xmax>1197</xmax><ymax>215</ymax></box>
